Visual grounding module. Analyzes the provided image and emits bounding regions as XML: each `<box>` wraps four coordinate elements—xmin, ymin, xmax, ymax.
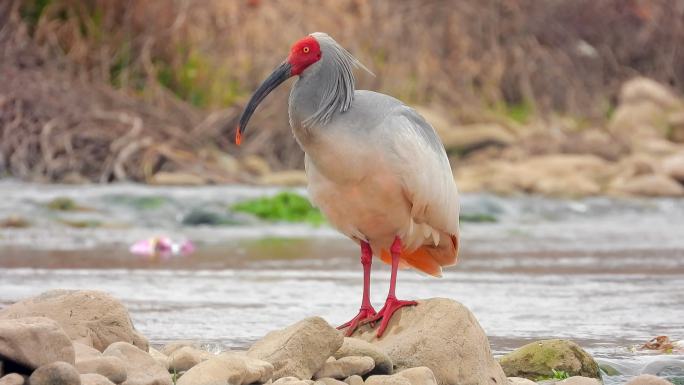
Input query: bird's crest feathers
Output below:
<box><xmin>303</xmin><ymin>32</ymin><xmax>373</xmax><ymax>127</ymax></box>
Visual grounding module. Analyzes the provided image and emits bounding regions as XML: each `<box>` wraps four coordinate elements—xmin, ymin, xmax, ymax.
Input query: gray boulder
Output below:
<box><xmin>0</xmin><ymin>317</ymin><xmax>75</xmax><ymax>370</ymax></box>
<box><xmin>351</xmin><ymin>298</ymin><xmax>506</xmax><ymax>385</ymax></box>
<box><xmin>0</xmin><ymin>290</ymin><xmax>147</xmax><ymax>352</ymax></box>
<box><xmin>248</xmin><ymin>317</ymin><xmax>343</xmax><ymax>379</ymax></box>
<box><xmin>103</xmin><ymin>342</ymin><xmax>171</xmax><ymax>385</ymax></box>
<box><xmin>498</xmin><ymin>339</ymin><xmax>600</xmax><ymax>380</ymax></box>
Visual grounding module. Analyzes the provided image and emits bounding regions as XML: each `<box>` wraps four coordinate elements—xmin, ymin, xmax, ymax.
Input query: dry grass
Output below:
<box><xmin>2</xmin><ymin>0</ymin><xmax>684</xmax><ymax>181</ymax></box>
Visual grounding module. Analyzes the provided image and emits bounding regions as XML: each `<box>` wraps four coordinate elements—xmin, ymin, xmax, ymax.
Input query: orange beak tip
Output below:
<box><xmin>235</xmin><ymin>128</ymin><xmax>243</xmax><ymax>146</ymax></box>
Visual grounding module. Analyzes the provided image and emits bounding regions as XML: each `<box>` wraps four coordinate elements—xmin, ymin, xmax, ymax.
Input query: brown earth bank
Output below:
<box><xmin>1</xmin><ymin>1</ymin><xmax>684</xmax><ymax>197</ymax></box>
<box><xmin>0</xmin><ymin>289</ymin><xmax>680</xmax><ymax>385</ymax></box>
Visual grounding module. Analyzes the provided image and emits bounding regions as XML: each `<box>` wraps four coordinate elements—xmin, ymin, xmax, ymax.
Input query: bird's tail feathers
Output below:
<box><xmin>380</xmin><ymin>232</ymin><xmax>459</xmax><ymax>277</ymax></box>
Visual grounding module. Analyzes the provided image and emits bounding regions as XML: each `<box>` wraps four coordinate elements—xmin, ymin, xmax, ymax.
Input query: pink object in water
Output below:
<box><xmin>129</xmin><ymin>237</ymin><xmax>195</xmax><ymax>258</ymax></box>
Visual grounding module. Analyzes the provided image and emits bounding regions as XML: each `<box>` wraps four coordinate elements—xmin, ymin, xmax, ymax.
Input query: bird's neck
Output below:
<box><xmin>288</xmin><ymin>59</ymin><xmax>355</xmax><ymax>145</ymax></box>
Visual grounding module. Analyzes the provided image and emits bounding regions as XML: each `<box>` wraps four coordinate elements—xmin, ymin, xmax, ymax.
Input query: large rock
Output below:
<box><xmin>247</xmin><ymin>316</ymin><xmax>344</xmax><ymax>379</ymax></box>
<box><xmin>0</xmin><ymin>373</ymin><xmax>26</xmax><ymax>385</ymax></box>
<box><xmin>456</xmin><ymin>154</ymin><xmax>611</xmax><ymax>197</ymax></box>
<box><xmin>333</xmin><ymin>338</ymin><xmax>393</xmax><ymax>375</ymax></box>
<box><xmin>439</xmin><ymin>123</ymin><xmax>517</xmax><ymax>153</ymax></box>
<box><xmin>0</xmin><ymin>317</ymin><xmax>75</xmax><ymax>370</ymax></box>
<box><xmin>610</xmin><ymin>77</ymin><xmax>683</xmax><ymax>141</ymax></box>
<box><xmin>609</xmin><ymin>174</ymin><xmax>684</xmax><ymax>197</ymax></box>
<box><xmin>0</xmin><ymin>290</ymin><xmax>148</xmax><ymax>352</ymax></box>
<box><xmin>625</xmin><ymin>375</ymin><xmax>674</xmax><ymax>385</ymax></box>
<box><xmin>75</xmin><ymin>356</ymin><xmax>127</xmax><ymax>384</ymax></box>
<box><xmin>176</xmin><ymin>352</ymin><xmax>273</xmax><ymax>385</ymax></box>
<box><xmin>313</xmin><ymin>357</ymin><xmax>375</xmax><ymax>380</ymax></box>
<box><xmin>619</xmin><ymin>78</ymin><xmax>682</xmax><ymax>110</ymax></box>
<box><xmin>351</xmin><ymin>298</ymin><xmax>506</xmax><ymax>385</ymax></box>
<box><xmin>103</xmin><ymin>342</ymin><xmax>171</xmax><ymax>385</ymax></box>
<box><xmin>28</xmin><ymin>361</ymin><xmax>81</xmax><ymax>385</ymax></box>
<box><xmin>498</xmin><ymin>339</ymin><xmax>600</xmax><ymax>380</ymax></box>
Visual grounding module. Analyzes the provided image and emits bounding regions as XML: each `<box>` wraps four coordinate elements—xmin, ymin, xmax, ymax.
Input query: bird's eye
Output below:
<box><xmin>303</xmin><ymin>47</ymin><xmax>310</xmax><ymax>53</ymax></box>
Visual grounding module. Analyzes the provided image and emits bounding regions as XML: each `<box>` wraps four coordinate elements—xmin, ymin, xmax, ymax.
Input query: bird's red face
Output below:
<box><xmin>287</xmin><ymin>36</ymin><xmax>322</xmax><ymax>76</ymax></box>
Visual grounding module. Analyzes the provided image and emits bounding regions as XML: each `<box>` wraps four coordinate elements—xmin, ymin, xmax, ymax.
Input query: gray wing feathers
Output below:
<box><xmin>381</xmin><ymin>106</ymin><xmax>460</xmax><ymax>236</ymax></box>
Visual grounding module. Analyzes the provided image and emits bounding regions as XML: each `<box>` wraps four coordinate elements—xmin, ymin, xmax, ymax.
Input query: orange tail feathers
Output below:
<box><xmin>380</xmin><ymin>234</ymin><xmax>459</xmax><ymax>277</ymax></box>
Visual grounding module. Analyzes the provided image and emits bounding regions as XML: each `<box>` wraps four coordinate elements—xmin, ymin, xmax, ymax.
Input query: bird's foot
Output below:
<box><xmin>362</xmin><ymin>296</ymin><xmax>417</xmax><ymax>337</ymax></box>
<box><xmin>337</xmin><ymin>305</ymin><xmax>377</xmax><ymax>336</ymax></box>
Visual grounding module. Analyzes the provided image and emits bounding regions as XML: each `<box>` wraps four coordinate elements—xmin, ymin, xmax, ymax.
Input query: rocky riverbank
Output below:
<box><xmin>0</xmin><ymin>290</ymin><xmax>680</xmax><ymax>385</ymax></box>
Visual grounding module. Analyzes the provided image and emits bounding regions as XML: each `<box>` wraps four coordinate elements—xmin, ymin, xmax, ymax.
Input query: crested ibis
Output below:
<box><xmin>236</xmin><ymin>33</ymin><xmax>460</xmax><ymax>337</ymax></box>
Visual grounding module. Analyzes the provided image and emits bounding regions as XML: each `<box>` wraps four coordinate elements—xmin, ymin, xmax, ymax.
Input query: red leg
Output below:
<box><xmin>337</xmin><ymin>241</ymin><xmax>377</xmax><ymax>336</ymax></box>
<box><xmin>363</xmin><ymin>237</ymin><xmax>417</xmax><ymax>337</ymax></box>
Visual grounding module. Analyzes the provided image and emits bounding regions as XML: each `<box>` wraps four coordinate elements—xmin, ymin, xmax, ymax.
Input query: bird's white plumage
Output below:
<box><xmin>374</xmin><ymin>106</ymin><xmax>460</xmax><ymax>252</ymax></box>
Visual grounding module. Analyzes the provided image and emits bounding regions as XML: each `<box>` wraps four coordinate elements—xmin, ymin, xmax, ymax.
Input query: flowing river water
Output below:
<box><xmin>0</xmin><ymin>181</ymin><xmax>682</xmax><ymax>384</ymax></box>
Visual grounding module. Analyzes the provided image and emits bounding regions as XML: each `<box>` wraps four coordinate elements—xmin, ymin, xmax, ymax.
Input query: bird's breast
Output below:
<box><xmin>305</xmin><ymin>139</ymin><xmax>412</xmax><ymax>248</ymax></box>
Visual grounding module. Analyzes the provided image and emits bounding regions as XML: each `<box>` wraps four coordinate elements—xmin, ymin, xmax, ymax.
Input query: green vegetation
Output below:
<box><xmin>460</xmin><ymin>213</ymin><xmax>498</xmax><ymax>223</ymax></box>
<box><xmin>552</xmin><ymin>369</ymin><xmax>570</xmax><ymax>380</ymax></box>
<box><xmin>231</xmin><ymin>192</ymin><xmax>325</xmax><ymax>225</ymax></box>
<box><xmin>107</xmin><ymin>195</ymin><xmax>169</xmax><ymax>210</ymax></box>
<box><xmin>20</xmin><ymin>0</ymin><xmax>52</xmax><ymax>29</ymax></box>
<box><xmin>156</xmin><ymin>48</ymin><xmax>246</xmax><ymax>108</ymax></box>
<box><xmin>172</xmin><ymin>368</ymin><xmax>179</xmax><ymax>385</ymax></box>
<box><xmin>535</xmin><ymin>369</ymin><xmax>571</xmax><ymax>382</ymax></box>
<box><xmin>505</xmin><ymin>102</ymin><xmax>534</xmax><ymax>124</ymax></box>
<box><xmin>131</xmin><ymin>196</ymin><xmax>168</xmax><ymax>210</ymax></box>
<box><xmin>46</xmin><ymin>197</ymin><xmax>78</xmax><ymax>211</ymax></box>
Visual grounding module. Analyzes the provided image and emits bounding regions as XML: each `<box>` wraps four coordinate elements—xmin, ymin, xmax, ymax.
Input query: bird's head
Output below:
<box><xmin>234</xmin><ymin>34</ymin><xmax>323</xmax><ymax>145</ymax></box>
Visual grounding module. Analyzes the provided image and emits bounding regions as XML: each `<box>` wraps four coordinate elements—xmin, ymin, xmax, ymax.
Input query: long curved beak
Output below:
<box><xmin>235</xmin><ymin>61</ymin><xmax>293</xmax><ymax>145</ymax></box>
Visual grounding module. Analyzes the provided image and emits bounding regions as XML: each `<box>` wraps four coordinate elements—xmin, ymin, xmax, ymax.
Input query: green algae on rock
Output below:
<box><xmin>498</xmin><ymin>339</ymin><xmax>600</xmax><ymax>380</ymax></box>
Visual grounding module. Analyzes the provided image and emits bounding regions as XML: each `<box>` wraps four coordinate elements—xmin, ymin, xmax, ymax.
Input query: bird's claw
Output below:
<box><xmin>337</xmin><ymin>306</ymin><xmax>377</xmax><ymax>336</ymax></box>
<box><xmin>360</xmin><ymin>297</ymin><xmax>417</xmax><ymax>337</ymax></box>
